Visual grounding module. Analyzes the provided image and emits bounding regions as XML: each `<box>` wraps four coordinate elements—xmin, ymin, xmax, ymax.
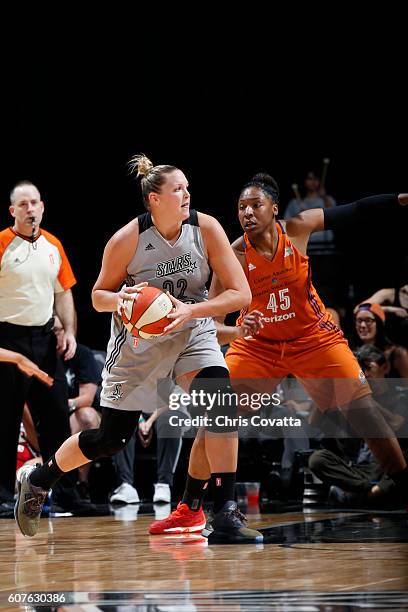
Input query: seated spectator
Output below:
<box><xmin>354</xmin><ymin>345</ymin><xmax>407</xmax><ymax>424</ymax></box>
<box><xmin>53</xmin><ymin>316</ymin><xmax>102</xmax><ymax>499</ymax></box>
<box><xmin>53</xmin><ymin>317</ymin><xmax>101</xmax><ymax>430</ymax></box>
<box><xmin>354</xmin><ymin>302</ymin><xmax>408</xmax><ymax>380</ymax></box>
<box><xmin>309</xmin><ymin>345</ymin><xmax>408</xmax><ymax>507</ymax></box>
<box><xmin>360</xmin><ymin>285</ymin><xmax>408</xmax><ymax>319</ymax></box>
<box><xmin>356</xmin><ymin>281</ymin><xmax>408</xmax><ymax>348</ymax></box>
<box><xmin>284</xmin><ymin>170</ymin><xmax>337</xmax><ymax>254</ymax></box>
<box><xmin>284</xmin><ymin>171</ymin><xmax>346</xmax><ymax>307</ymax></box>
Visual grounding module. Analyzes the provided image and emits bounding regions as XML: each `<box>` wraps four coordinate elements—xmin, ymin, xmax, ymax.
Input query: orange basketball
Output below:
<box><xmin>120</xmin><ymin>286</ymin><xmax>173</xmax><ymax>339</ymax></box>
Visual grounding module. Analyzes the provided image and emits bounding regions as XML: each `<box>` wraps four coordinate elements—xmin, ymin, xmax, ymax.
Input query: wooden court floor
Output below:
<box><xmin>1</xmin><ymin>510</ymin><xmax>408</xmax><ymax>610</ymax></box>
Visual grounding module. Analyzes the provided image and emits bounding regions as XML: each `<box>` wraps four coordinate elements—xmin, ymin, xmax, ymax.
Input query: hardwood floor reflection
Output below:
<box><xmin>0</xmin><ymin>512</ymin><xmax>407</xmax><ymax>597</ymax></box>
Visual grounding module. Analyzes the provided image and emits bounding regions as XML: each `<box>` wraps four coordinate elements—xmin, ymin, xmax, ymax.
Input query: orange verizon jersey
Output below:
<box><xmin>236</xmin><ymin>221</ymin><xmax>336</xmax><ymax>341</ymax></box>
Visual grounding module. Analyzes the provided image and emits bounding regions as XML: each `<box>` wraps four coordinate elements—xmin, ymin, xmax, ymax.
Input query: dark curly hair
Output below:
<box><xmin>241</xmin><ymin>173</ymin><xmax>280</xmax><ymax>205</ymax></box>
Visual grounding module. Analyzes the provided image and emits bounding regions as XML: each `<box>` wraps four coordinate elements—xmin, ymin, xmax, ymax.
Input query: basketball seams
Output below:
<box><xmin>120</xmin><ymin>287</ymin><xmax>173</xmax><ymax>339</ymax></box>
<box><xmin>136</xmin><ymin>293</ymin><xmax>172</xmax><ymax>329</ymax></box>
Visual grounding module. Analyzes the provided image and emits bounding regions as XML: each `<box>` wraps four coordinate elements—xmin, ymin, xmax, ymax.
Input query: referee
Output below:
<box><xmin>0</xmin><ymin>180</ymin><xmax>87</xmax><ymax>511</ymax></box>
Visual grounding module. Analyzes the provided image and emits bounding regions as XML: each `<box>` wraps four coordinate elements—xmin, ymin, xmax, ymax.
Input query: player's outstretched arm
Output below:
<box><xmin>0</xmin><ymin>348</ymin><xmax>53</xmax><ymax>386</ymax></box>
<box><xmin>286</xmin><ymin>193</ymin><xmax>408</xmax><ymax>245</ymax></box>
<box><xmin>323</xmin><ymin>193</ymin><xmax>407</xmax><ymax>232</ymax></box>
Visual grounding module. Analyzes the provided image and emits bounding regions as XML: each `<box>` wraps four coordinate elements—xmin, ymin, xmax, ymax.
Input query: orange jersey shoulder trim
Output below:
<box><xmin>41</xmin><ymin>229</ymin><xmax>77</xmax><ymax>290</ymax></box>
<box><xmin>0</xmin><ymin>228</ymin><xmax>16</xmax><ymax>268</ymax></box>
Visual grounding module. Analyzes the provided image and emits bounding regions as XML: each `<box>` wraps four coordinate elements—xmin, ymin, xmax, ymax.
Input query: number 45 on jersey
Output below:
<box><xmin>267</xmin><ymin>288</ymin><xmax>291</xmax><ymax>312</ymax></box>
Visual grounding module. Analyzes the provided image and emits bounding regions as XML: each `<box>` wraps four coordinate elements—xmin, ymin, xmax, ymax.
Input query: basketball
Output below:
<box><xmin>120</xmin><ymin>286</ymin><xmax>173</xmax><ymax>339</ymax></box>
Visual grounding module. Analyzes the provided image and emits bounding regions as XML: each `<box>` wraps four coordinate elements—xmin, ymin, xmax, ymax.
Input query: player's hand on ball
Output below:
<box><xmin>117</xmin><ymin>282</ymin><xmax>148</xmax><ymax>314</ymax></box>
<box><xmin>240</xmin><ymin>309</ymin><xmax>264</xmax><ymax>338</ymax></box>
<box><xmin>163</xmin><ymin>293</ymin><xmax>193</xmax><ymax>334</ymax></box>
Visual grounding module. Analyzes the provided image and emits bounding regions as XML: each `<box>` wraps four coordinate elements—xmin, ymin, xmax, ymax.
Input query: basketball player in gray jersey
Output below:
<box><xmin>15</xmin><ymin>155</ymin><xmax>263</xmax><ymax>544</ymax></box>
<box><xmin>101</xmin><ymin>207</ymin><xmax>217</xmax><ymax>413</ymax></box>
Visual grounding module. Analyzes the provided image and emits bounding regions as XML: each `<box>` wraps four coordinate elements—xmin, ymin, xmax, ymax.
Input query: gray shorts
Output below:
<box><xmin>101</xmin><ymin>317</ymin><xmax>227</xmax><ymax>412</ymax></box>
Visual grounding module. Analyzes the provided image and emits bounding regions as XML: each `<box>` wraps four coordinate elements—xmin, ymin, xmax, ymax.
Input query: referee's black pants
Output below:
<box><xmin>0</xmin><ymin>320</ymin><xmax>75</xmax><ymax>503</ymax></box>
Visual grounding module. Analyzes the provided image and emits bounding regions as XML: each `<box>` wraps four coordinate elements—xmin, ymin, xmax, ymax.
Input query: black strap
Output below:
<box><xmin>137</xmin><ymin>212</ymin><xmax>153</xmax><ymax>234</ymax></box>
<box><xmin>138</xmin><ymin>209</ymin><xmax>199</xmax><ymax>232</ymax></box>
<box><xmin>183</xmin><ymin>209</ymin><xmax>199</xmax><ymax>226</ymax></box>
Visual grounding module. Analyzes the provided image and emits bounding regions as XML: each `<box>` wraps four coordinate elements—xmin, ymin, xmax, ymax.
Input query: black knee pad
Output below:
<box><xmin>78</xmin><ymin>428</ymin><xmax>130</xmax><ymax>460</ymax></box>
<box><xmin>78</xmin><ymin>407</ymin><xmax>139</xmax><ymax>460</ymax></box>
<box><xmin>190</xmin><ymin>366</ymin><xmax>238</xmax><ymax>433</ymax></box>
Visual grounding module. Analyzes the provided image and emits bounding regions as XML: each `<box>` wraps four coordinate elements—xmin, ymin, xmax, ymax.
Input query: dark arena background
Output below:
<box><xmin>1</xmin><ymin>27</ymin><xmax>408</xmax><ymax>611</ymax></box>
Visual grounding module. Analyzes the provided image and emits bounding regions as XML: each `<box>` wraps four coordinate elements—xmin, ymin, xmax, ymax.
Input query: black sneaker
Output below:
<box><xmin>77</xmin><ymin>481</ymin><xmax>91</xmax><ymax>502</ymax></box>
<box><xmin>15</xmin><ymin>465</ymin><xmax>49</xmax><ymax>537</ymax></box>
<box><xmin>202</xmin><ymin>510</ymin><xmax>214</xmax><ymax>537</ymax></box>
<box><xmin>208</xmin><ymin>501</ymin><xmax>263</xmax><ymax>544</ymax></box>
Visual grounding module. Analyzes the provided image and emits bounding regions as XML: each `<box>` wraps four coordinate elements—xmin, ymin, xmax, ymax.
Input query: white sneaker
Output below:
<box><xmin>109</xmin><ymin>483</ymin><xmax>140</xmax><ymax>504</ymax></box>
<box><xmin>154</xmin><ymin>502</ymin><xmax>171</xmax><ymax>520</ymax></box>
<box><xmin>153</xmin><ymin>483</ymin><xmax>171</xmax><ymax>503</ymax></box>
<box><xmin>110</xmin><ymin>504</ymin><xmax>140</xmax><ymax>521</ymax></box>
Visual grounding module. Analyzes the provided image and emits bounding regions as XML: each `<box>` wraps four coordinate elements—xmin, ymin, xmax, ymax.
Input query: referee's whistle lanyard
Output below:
<box><xmin>11</xmin><ymin>225</ymin><xmax>40</xmax><ymax>250</ymax></box>
<box><xmin>30</xmin><ymin>217</ymin><xmax>38</xmax><ymax>250</ymax></box>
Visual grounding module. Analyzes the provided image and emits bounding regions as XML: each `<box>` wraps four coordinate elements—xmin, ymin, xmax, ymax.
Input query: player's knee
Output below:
<box><xmin>78</xmin><ymin>428</ymin><xmax>131</xmax><ymax>460</ymax></box>
<box><xmin>191</xmin><ymin>366</ymin><xmax>238</xmax><ymax>433</ymax></box>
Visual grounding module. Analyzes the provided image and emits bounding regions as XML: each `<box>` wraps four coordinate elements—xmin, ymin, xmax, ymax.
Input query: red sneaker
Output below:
<box><xmin>149</xmin><ymin>502</ymin><xmax>206</xmax><ymax>534</ymax></box>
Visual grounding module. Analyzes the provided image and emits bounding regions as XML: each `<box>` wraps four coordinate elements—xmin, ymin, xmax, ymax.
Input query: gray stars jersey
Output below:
<box><xmin>100</xmin><ymin>210</ymin><xmax>227</xmax><ymax>412</ymax></box>
<box><xmin>126</xmin><ymin>209</ymin><xmax>210</xmax><ymax>309</ymax></box>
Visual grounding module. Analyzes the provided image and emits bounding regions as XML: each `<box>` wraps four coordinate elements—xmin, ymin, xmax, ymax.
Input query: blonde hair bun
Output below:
<box><xmin>128</xmin><ymin>154</ymin><xmax>154</xmax><ymax>177</ymax></box>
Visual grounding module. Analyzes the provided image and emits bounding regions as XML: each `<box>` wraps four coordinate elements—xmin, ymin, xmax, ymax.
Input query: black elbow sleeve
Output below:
<box><xmin>324</xmin><ymin>194</ymin><xmax>400</xmax><ymax>232</ymax></box>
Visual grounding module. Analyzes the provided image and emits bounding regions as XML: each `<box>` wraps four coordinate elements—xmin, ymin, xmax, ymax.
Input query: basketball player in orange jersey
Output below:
<box><xmin>14</xmin><ymin>155</ymin><xmax>263</xmax><ymax>544</ymax></box>
<box><xmin>150</xmin><ymin>174</ymin><xmax>408</xmax><ymax>534</ymax></box>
